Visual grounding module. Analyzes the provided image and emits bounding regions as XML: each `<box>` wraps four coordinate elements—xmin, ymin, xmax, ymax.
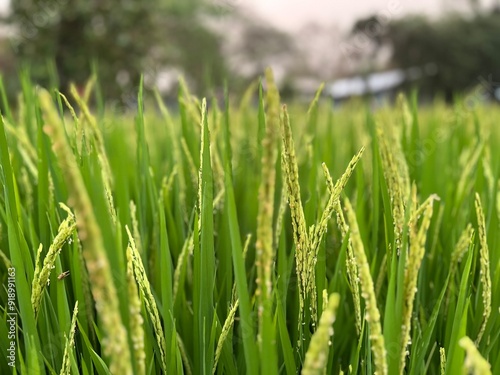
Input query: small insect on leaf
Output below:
<box><xmin>58</xmin><ymin>271</ymin><xmax>70</xmax><ymax>280</ymax></box>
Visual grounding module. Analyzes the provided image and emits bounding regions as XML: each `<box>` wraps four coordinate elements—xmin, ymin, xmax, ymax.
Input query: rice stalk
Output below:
<box><xmin>31</xmin><ymin>204</ymin><xmax>76</xmax><ymax>318</ymax></box>
<box><xmin>497</xmin><ymin>181</ymin><xmax>500</xmax><ymax>224</ymax></box>
<box><xmin>332</xmin><ymin>196</ymin><xmax>361</xmax><ymax>335</ymax></box>
<box><xmin>69</xmin><ymin>83</ymin><xmax>113</xmax><ymax>187</ymax></box>
<box><xmin>255</xmin><ymin>68</ymin><xmax>280</xmax><ymax>352</ymax></box>
<box><xmin>232</xmin><ymin>234</ymin><xmax>252</xmax><ymax>304</ymax></box>
<box><xmin>313</xmin><ymin>149</ymin><xmax>365</xmax><ymax>251</ymax></box>
<box><xmin>177</xmin><ymin>333</ymin><xmax>193</xmax><ymax>375</ymax></box>
<box><xmin>20</xmin><ymin>167</ymin><xmax>33</xmax><ymax>211</ymax></box>
<box><xmin>281</xmin><ymin>104</ymin><xmax>309</xmax><ymax>325</ymax></box>
<box><xmin>213</xmin><ymin>300</ymin><xmax>239</xmax><ymax>374</ymax></box>
<box><xmin>439</xmin><ymin>347</ymin><xmax>446</xmax><ymax>375</ymax></box>
<box><xmin>301</xmin><ymin>292</ymin><xmax>340</xmax><ymax>375</ymax></box>
<box><xmin>455</xmin><ymin>143</ymin><xmax>483</xmax><ymax>206</ymax></box>
<box><xmin>274</xmin><ymin>184</ymin><xmax>288</xmax><ymax>251</ymax></box>
<box><xmin>344</xmin><ymin>197</ymin><xmax>387</xmax><ymax>375</ymax></box>
<box><xmin>173</xmin><ymin>233</ymin><xmax>194</xmax><ymax>302</ymax></box>
<box><xmin>154</xmin><ymin>89</ymin><xmax>187</xmax><ymax>213</ymax></box>
<box><xmin>59</xmin><ymin>301</ymin><xmax>78</xmax><ymax>375</ymax></box>
<box><xmin>130</xmin><ymin>200</ymin><xmax>143</xmax><ymax>255</ymax></box>
<box><xmin>377</xmin><ymin>126</ymin><xmax>406</xmax><ymax>255</ymax></box>
<box><xmin>397</xmin><ymin>93</ymin><xmax>413</xmax><ymax>130</ymax></box>
<box><xmin>400</xmin><ymin>194</ymin><xmax>436</xmax><ymax>373</ymax></box>
<box><xmin>450</xmin><ymin>224</ymin><xmax>474</xmax><ymax>275</ymax></box>
<box><xmin>3</xmin><ymin>119</ymin><xmax>38</xmax><ymax>178</ymax></box>
<box><xmin>181</xmin><ymin>136</ymin><xmax>199</xmax><ymax>187</ymax></box>
<box><xmin>459</xmin><ymin>336</ymin><xmax>492</xmax><ymax>375</ymax></box>
<box><xmin>482</xmin><ymin>147</ymin><xmax>495</xmax><ymax>198</ymax></box>
<box><xmin>445</xmin><ymin>224</ymin><xmax>475</xmax><ymax>311</ymax></box>
<box><xmin>0</xmin><ymin>248</ymin><xmax>12</xmax><ymax>269</ymax></box>
<box><xmin>69</xmin><ymin>83</ymin><xmax>116</xmax><ymax>223</ymax></box>
<box><xmin>58</xmin><ymin>92</ymin><xmax>79</xmax><ymax>128</ymax></box>
<box><xmin>125</xmin><ymin>225</ymin><xmax>168</xmax><ymax>373</ymax></box>
<box><xmin>375</xmin><ymin>254</ymin><xmax>387</xmax><ymax>298</ymax></box>
<box><xmin>474</xmin><ymin>193</ymin><xmax>491</xmax><ymax>345</ymax></box>
<box><xmin>308</xmin><ymin>150</ymin><xmax>363</xmax><ymax>323</ymax></box>
<box><xmin>126</xmin><ymin>243</ymin><xmax>146</xmax><ymax>375</ymax></box>
<box><xmin>32</xmin><ymin>243</ymin><xmax>43</xmax><ymax>289</ymax></box>
<box><xmin>40</xmin><ymin>89</ymin><xmax>133</xmax><ymax>374</ymax></box>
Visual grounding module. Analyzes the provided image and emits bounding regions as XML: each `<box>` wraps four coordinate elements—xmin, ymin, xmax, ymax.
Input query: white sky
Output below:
<box><xmin>0</xmin><ymin>0</ymin><xmax>497</xmax><ymax>30</ymax></box>
<box><xmin>247</xmin><ymin>0</ymin><xmax>442</xmax><ymax>31</ymax></box>
<box><xmin>246</xmin><ymin>0</ymin><xmax>498</xmax><ymax>31</ymax></box>
<box><xmin>0</xmin><ymin>0</ymin><xmax>7</xmax><ymax>14</ymax></box>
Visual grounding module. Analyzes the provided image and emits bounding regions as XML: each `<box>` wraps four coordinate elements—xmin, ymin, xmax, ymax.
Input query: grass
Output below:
<box><xmin>0</xmin><ymin>70</ymin><xmax>499</xmax><ymax>375</ymax></box>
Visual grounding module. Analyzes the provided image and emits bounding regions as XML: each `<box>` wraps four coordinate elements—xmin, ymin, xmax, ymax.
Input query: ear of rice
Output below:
<box><xmin>173</xmin><ymin>233</ymin><xmax>194</xmax><ymax>302</ymax></box>
<box><xmin>482</xmin><ymin>147</ymin><xmax>495</xmax><ymax>197</ymax></box>
<box><xmin>0</xmin><ymin>247</ymin><xmax>12</xmax><ymax>269</ymax></box>
<box><xmin>302</xmin><ymin>292</ymin><xmax>340</xmax><ymax>375</ymax></box>
<box><xmin>439</xmin><ymin>347</ymin><xmax>446</xmax><ymax>375</ymax></box>
<box><xmin>126</xmin><ymin>225</ymin><xmax>168</xmax><ymax>373</ymax></box>
<box><xmin>68</xmin><ymin>83</ymin><xmax>116</xmax><ymax>223</ymax></box>
<box><xmin>397</xmin><ymin>93</ymin><xmax>413</xmax><ymax>130</ymax></box>
<box><xmin>213</xmin><ymin>300</ymin><xmax>239</xmax><ymax>374</ymax></box>
<box><xmin>254</xmin><ymin>68</ymin><xmax>280</xmax><ymax>368</ymax></box>
<box><xmin>32</xmin><ymin>206</ymin><xmax>76</xmax><ymax>318</ymax></box>
<box><xmin>375</xmin><ymin>254</ymin><xmax>387</xmax><ymax>298</ymax></box>
<box><xmin>20</xmin><ymin>167</ymin><xmax>33</xmax><ymax>211</ymax></box>
<box><xmin>445</xmin><ymin>224</ymin><xmax>474</xmax><ymax>311</ymax></box>
<box><xmin>281</xmin><ymin>104</ymin><xmax>309</xmax><ymax>326</ymax></box>
<box><xmin>232</xmin><ymin>234</ymin><xmax>252</xmax><ymax>304</ymax></box>
<box><xmin>459</xmin><ymin>336</ymin><xmax>492</xmax><ymax>375</ymax></box>
<box><xmin>377</xmin><ymin>126</ymin><xmax>406</xmax><ymax>255</ymax></box>
<box><xmin>256</xmin><ymin>67</ymin><xmax>279</xmax><ymax>303</ymax></box>
<box><xmin>126</xmin><ymin>244</ymin><xmax>146</xmax><ymax>375</ymax></box>
<box><xmin>344</xmin><ymin>197</ymin><xmax>387</xmax><ymax>375</ymax></box>
<box><xmin>40</xmin><ymin>89</ymin><xmax>132</xmax><ymax>374</ymax></box>
<box><xmin>274</xmin><ymin>184</ymin><xmax>288</xmax><ymax>251</ymax></box>
<box><xmin>177</xmin><ymin>333</ymin><xmax>193</xmax><ymax>375</ymax></box>
<box><xmin>154</xmin><ymin>89</ymin><xmax>187</xmax><ymax>213</ymax></box>
<box><xmin>3</xmin><ymin>118</ymin><xmax>38</xmax><ymax>176</ymax></box>
<box><xmin>181</xmin><ymin>136</ymin><xmax>199</xmax><ymax>187</ymax></box>
<box><xmin>332</xmin><ymin>196</ymin><xmax>361</xmax><ymax>336</ymax></box>
<box><xmin>313</xmin><ymin>149</ymin><xmax>364</xmax><ymax>252</ymax></box>
<box><xmin>450</xmin><ymin>224</ymin><xmax>474</xmax><ymax>272</ymax></box>
<box><xmin>69</xmin><ymin>84</ymin><xmax>113</xmax><ymax>187</ymax></box>
<box><xmin>58</xmin><ymin>92</ymin><xmax>79</xmax><ymax>130</ymax></box>
<box><xmin>307</xmin><ymin>150</ymin><xmax>363</xmax><ymax>322</ymax></box>
<box><xmin>59</xmin><ymin>301</ymin><xmax>79</xmax><ymax>375</ymax></box>
<box><xmin>129</xmin><ymin>200</ymin><xmax>143</xmax><ymax>254</ymax></box>
<box><xmin>400</xmin><ymin>195</ymin><xmax>436</xmax><ymax>373</ymax></box>
<box><xmin>455</xmin><ymin>143</ymin><xmax>483</xmax><ymax>206</ymax></box>
<box><xmin>474</xmin><ymin>193</ymin><xmax>491</xmax><ymax>345</ymax></box>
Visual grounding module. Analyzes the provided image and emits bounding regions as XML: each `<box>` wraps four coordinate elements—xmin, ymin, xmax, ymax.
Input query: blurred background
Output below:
<box><xmin>0</xmin><ymin>0</ymin><xmax>500</xmax><ymax>106</ymax></box>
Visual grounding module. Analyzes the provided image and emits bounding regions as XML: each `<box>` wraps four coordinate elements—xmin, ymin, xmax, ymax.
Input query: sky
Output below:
<box><xmin>248</xmin><ymin>0</ymin><xmax>442</xmax><ymax>31</ymax></box>
<box><xmin>236</xmin><ymin>0</ymin><xmax>497</xmax><ymax>31</ymax></box>
<box><xmin>0</xmin><ymin>0</ymin><xmax>496</xmax><ymax>30</ymax></box>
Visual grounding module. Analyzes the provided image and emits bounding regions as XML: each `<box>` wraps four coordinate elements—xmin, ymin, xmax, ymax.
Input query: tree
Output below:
<box><xmin>349</xmin><ymin>9</ymin><xmax>500</xmax><ymax>100</ymax></box>
<box><xmin>1</xmin><ymin>0</ymin><xmax>229</xmax><ymax>99</ymax></box>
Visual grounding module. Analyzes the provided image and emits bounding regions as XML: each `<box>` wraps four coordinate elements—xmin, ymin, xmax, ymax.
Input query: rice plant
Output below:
<box><xmin>0</xmin><ymin>70</ymin><xmax>499</xmax><ymax>375</ymax></box>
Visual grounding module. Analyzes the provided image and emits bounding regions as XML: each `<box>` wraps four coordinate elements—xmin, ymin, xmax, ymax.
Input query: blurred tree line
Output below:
<box><xmin>0</xmin><ymin>0</ymin><xmax>233</xmax><ymax>102</ymax></box>
<box><xmin>351</xmin><ymin>6</ymin><xmax>500</xmax><ymax>100</ymax></box>
<box><xmin>2</xmin><ymin>0</ymin><xmax>500</xmax><ymax>104</ymax></box>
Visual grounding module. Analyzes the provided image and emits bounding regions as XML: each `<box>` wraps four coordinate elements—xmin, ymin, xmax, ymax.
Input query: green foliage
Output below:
<box><xmin>0</xmin><ymin>73</ymin><xmax>499</xmax><ymax>374</ymax></box>
<box><xmin>1</xmin><ymin>0</ymin><xmax>228</xmax><ymax>98</ymax></box>
<box><xmin>371</xmin><ymin>11</ymin><xmax>500</xmax><ymax>99</ymax></box>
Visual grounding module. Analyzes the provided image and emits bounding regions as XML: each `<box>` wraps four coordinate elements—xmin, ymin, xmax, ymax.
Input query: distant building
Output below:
<box><xmin>326</xmin><ymin>64</ymin><xmax>437</xmax><ymax>104</ymax></box>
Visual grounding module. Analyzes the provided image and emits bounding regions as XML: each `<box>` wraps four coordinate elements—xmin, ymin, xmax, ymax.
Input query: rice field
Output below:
<box><xmin>0</xmin><ymin>69</ymin><xmax>499</xmax><ymax>374</ymax></box>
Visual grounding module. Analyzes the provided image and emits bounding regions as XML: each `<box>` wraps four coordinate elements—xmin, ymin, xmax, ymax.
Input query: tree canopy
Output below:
<box><xmin>351</xmin><ymin>8</ymin><xmax>500</xmax><ymax>99</ymax></box>
<box><xmin>1</xmin><ymin>0</ymin><xmax>229</xmax><ymax>98</ymax></box>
